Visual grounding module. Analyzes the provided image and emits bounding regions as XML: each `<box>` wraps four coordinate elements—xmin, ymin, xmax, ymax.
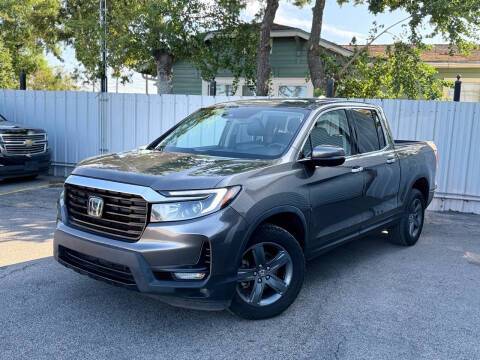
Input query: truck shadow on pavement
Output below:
<box><xmin>57</xmin><ymin>231</ymin><xmax>396</xmax><ymax>320</ymax></box>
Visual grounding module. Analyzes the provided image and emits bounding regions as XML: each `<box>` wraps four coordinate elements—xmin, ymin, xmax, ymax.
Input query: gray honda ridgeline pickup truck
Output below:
<box><xmin>54</xmin><ymin>99</ymin><xmax>437</xmax><ymax>319</ymax></box>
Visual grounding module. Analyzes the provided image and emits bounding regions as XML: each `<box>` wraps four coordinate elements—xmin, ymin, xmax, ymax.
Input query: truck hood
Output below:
<box><xmin>0</xmin><ymin>121</ymin><xmax>45</xmax><ymax>133</ymax></box>
<box><xmin>72</xmin><ymin>149</ymin><xmax>274</xmax><ymax>191</ymax></box>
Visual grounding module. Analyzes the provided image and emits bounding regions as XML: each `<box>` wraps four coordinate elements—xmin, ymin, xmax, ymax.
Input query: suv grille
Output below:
<box><xmin>1</xmin><ymin>133</ymin><xmax>47</xmax><ymax>155</ymax></box>
<box><xmin>65</xmin><ymin>183</ymin><xmax>148</xmax><ymax>242</ymax></box>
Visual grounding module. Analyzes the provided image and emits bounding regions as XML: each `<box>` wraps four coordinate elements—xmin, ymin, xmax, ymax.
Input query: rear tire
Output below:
<box><xmin>389</xmin><ymin>189</ymin><xmax>425</xmax><ymax>246</ymax></box>
<box><xmin>229</xmin><ymin>224</ymin><xmax>305</xmax><ymax>320</ymax></box>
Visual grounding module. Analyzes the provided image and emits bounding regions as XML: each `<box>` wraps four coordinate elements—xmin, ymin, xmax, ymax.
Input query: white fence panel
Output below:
<box><xmin>0</xmin><ymin>89</ymin><xmax>479</xmax><ymax>214</ymax></box>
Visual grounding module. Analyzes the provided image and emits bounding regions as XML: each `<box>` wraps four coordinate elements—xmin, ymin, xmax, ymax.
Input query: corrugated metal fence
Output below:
<box><xmin>0</xmin><ymin>90</ymin><xmax>479</xmax><ymax>214</ymax></box>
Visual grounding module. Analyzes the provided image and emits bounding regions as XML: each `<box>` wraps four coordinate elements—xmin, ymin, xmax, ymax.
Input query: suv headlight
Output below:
<box><xmin>150</xmin><ymin>186</ymin><xmax>241</xmax><ymax>222</ymax></box>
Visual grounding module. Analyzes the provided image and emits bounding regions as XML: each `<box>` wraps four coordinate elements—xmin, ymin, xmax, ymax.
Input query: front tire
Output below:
<box><xmin>389</xmin><ymin>189</ymin><xmax>425</xmax><ymax>246</ymax></box>
<box><xmin>229</xmin><ymin>224</ymin><xmax>305</xmax><ymax>320</ymax></box>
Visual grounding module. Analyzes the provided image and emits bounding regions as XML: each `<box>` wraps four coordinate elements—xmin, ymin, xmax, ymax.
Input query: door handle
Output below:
<box><xmin>351</xmin><ymin>166</ymin><xmax>364</xmax><ymax>173</ymax></box>
<box><xmin>386</xmin><ymin>158</ymin><xmax>396</xmax><ymax>164</ymax></box>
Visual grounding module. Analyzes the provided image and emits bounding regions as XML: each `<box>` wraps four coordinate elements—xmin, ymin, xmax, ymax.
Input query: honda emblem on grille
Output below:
<box><xmin>87</xmin><ymin>196</ymin><xmax>104</xmax><ymax>218</ymax></box>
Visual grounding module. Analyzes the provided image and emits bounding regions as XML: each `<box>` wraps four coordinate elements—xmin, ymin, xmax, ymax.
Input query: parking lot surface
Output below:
<box><xmin>0</xmin><ymin>176</ymin><xmax>63</xmax><ymax>267</ymax></box>
<box><xmin>1</xmin><ymin>178</ymin><xmax>480</xmax><ymax>360</ymax></box>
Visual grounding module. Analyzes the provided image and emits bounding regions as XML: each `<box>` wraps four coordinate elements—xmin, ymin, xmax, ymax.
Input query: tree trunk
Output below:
<box><xmin>154</xmin><ymin>49</ymin><xmax>174</xmax><ymax>94</ymax></box>
<box><xmin>255</xmin><ymin>0</ymin><xmax>279</xmax><ymax>96</ymax></box>
<box><xmin>307</xmin><ymin>0</ymin><xmax>327</xmax><ymax>93</ymax></box>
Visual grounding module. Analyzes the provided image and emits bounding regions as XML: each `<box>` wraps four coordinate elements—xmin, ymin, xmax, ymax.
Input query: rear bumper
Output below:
<box><xmin>54</xmin><ymin>206</ymin><xmax>248</xmax><ymax>311</ymax></box>
<box><xmin>0</xmin><ymin>150</ymin><xmax>50</xmax><ymax>180</ymax></box>
<box><xmin>427</xmin><ymin>189</ymin><xmax>435</xmax><ymax>207</ymax></box>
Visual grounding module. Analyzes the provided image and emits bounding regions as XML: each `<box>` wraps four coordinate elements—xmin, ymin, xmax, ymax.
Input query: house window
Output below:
<box><xmin>216</xmin><ymin>84</ymin><xmax>235</xmax><ymax>96</ymax></box>
<box><xmin>242</xmin><ymin>85</ymin><xmax>255</xmax><ymax>96</ymax></box>
<box><xmin>278</xmin><ymin>85</ymin><xmax>307</xmax><ymax>98</ymax></box>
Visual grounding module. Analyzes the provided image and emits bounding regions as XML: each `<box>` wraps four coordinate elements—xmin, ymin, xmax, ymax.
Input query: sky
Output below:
<box><xmin>48</xmin><ymin>0</ymin><xmax>445</xmax><ymax>91</ymax></box>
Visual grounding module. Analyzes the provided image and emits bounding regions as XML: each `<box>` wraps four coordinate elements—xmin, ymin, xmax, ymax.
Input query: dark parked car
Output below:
<box><xmin>54</xmin><ymin>99</ymin><xmax>437</xmax><ymax>319</ymax></box>
<box><xmin>0</xmin><ymin>113</ymin><xmax>50</xmax><ymax>180</ymax></box>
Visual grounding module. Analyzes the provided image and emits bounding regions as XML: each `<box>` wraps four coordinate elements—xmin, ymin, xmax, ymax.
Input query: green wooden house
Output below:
<box><xmin>171</xmin><ymin>24</ymin><xmax>352</xmax><ymax>97</ymax></box>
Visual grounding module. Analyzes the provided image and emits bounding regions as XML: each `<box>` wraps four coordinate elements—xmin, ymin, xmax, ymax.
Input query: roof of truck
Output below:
<box><xmin>213</xmin><ymin>98</ymin><xmax>370</xmax><ymax>110</ymax></box>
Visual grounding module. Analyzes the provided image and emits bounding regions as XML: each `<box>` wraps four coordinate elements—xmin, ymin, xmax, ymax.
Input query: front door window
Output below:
<box><xmin>302</xmin><ymin>109</ymin><xmax>354</xmax><ymax>158</ymax></box>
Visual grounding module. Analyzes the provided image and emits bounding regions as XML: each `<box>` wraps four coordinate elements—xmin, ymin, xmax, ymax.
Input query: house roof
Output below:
<box><xmin>343</xmin><ymin>44</ymin><xmax>480</xmax><ymax>68</ymax></box>
<box><xmin>270</xmin><ymin>23</ymin><xmax>353</xmax><ymax>57</ymax></box>
<box><xmin>205</xmin><ymin>23</ymin><xmax>353</xmax><ymax>57</ymax></box>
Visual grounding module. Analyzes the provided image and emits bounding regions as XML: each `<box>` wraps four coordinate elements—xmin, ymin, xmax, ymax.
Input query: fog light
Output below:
<box><xmin>173</xmin><ymin>272</ymin><xmax>206</xmax><ymax>280</ymax></box>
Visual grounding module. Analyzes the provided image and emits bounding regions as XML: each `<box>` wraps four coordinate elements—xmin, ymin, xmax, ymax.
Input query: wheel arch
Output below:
<box><xmin>411</xmin><ymin>177</ymin><xmax>429</xmax><ymax>205</ymax></box>
<box><xmin>235</xmin><ymin>206</ymin><xmax>309</xmax><ymax>267</ymax></box>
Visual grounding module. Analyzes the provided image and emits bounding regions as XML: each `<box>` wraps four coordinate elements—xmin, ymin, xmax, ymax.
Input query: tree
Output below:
<box><xmin>0</xmin><ymin>1</ymin><xmax>77</xmax><ymax>91</ymax></box>
<box><xmin>306</xmin><ymin>0</ymin><xmax>326</xmax><ymax>91</ymax></box>
<box><xmin>255</xmin><ymin>0</ymin><xmax>279</xmax><ymax>96</ymax></box>
<box><xmin>0</xmin><ymin>0</ymin><xmax>62</xmax><ymax>77</ymax></box>
<box><xmin>28</xmin><ymin>60</ymin><xmax>78</xmax><ymax>91</ymax></box>
<box><xmin>63</xmin><ymin>0</ymin><xmax>246</xmax><ymax>94</ymax></box>
<box><xmin>305</xmin><ymin>0</ymin><xmax>480</xmax><ymax>94</ymax></box>
<box><xmin>192</xmin><ymin>22</ymin><xmax>259</xmax><ymax>94</ymax></box>
<box><xmin>326</xmin><ymin>42</ymin><xmax>451</xmax><ymax>100</ymax></box>
<box><xmin>0</xmin><ymin>39</ymin><xmax>15</xmax><ymax>89</ymax></box>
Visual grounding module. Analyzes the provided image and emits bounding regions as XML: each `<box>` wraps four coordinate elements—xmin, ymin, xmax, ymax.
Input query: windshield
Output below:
<box><xmin>0</xmin><ymin>114</ymin><xmax>6</xmax><ymax>122</ymax></box>
<box><xmin>154</xmin><ymin>106</ymin><xmax>309</xmax><ymax>159</ymax></box>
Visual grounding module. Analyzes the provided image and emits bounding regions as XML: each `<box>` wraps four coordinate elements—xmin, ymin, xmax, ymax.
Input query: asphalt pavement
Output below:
<box><xmin>1</xmin><ymin>177</ymin><xmax>480</xmax><ymax>360</ymax></box>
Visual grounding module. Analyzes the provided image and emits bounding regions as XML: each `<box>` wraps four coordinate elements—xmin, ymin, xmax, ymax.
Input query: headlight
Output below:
<box><xmin>150</xmin><ymin>186</ymin><xmax>241</xmax><ymax>222</ymax></box>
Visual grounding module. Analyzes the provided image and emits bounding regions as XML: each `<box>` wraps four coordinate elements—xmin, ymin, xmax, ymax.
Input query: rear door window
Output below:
<box><xmin>373</xmin><ymin>111</ymin><xmax>386</xmax><ymax>148</ymax></box>
<box><xmin>350</xmin><ymin>109</ymin><xmax>381</xmax><ymax>153</ymax></box>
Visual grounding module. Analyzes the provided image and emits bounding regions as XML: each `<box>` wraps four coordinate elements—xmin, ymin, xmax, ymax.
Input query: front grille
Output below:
<box><xmin>4</xmin><ymin>143</ymin><xmax>46</xmax><ymax>155</ymax></box>
<box><xmin>1</xmin><ymin>133</ymin><xmax>47</xmax><ymax>155</ymax></box>
<box><xmin>65</xmin><ymin>183</ymin><xmax>148</xmax><ymax>242</ymax></box>
<box><xmin>1</xmin><ymin>134</ymin><xmax>46</xmax><ymax>142</ymax></box>
<box><xmin>58</xmin><ymin>245</ymin><xmax>136</xmax><ymax>287</ymax></box>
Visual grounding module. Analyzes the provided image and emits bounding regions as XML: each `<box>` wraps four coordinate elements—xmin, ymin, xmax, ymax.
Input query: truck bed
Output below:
<box><xmin>394</xmin><ymin>139</ymin><xmax>428</xmax><ymax>145</ymax></box>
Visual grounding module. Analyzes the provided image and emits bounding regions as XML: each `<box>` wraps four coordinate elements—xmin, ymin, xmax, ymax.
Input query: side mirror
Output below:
<box><xmin>310</xmin><ymin>145</ymin><xmax>345</xmax><ymax>166</ymax></box>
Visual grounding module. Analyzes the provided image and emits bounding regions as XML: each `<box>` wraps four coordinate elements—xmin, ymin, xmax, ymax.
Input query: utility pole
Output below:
<box><xmin>98</xmin><ymin>0</ymin><xmax>108</xmax><ymax>155</ymax></box>
<box><xmin>19</xmin><ymin>69</ymin><xmax>27</xmax><ymax>90</ymax></box>
<box><xmin>99</xmin><ymin>0</ymin><xmax>107</xmax><ymax>93</ymax></box>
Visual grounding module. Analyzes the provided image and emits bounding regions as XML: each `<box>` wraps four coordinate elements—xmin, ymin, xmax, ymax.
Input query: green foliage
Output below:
<box><xmin>336</xmin><ymin>0</ymin><xmax>480</xmax><ymax>52</ymax></box>
<box><xmin>28</xmin><ymin>59</ymin><xmax>78</xmax><ymax>91</ymax></box>
<box><xmin>0</xmin><ymin>39</ymin><xmax>15</xmax><ymax>89</ymax></box>
<box><xmin>0</xmin><ymin>0</ymin><xmax>75</xmax><ymax>90</ymax></box>
<box><xmin>193</xmin><ymin>22</ymin><xmax>259</xmax><ymax>92</ymax></box>
<box><xmin>332</xmin><ymin>42</ymin><xmax>451</xmax><ymax>100</ymax></box>
<box><xmin>63</xmin><ymin>0</ymin><xmax>247</xmax><ymax>84</ymax></box>
<box><xmin>0</xmin><ymin>0</ymin><xmax>62</xmax><ymax>75</ymax></box>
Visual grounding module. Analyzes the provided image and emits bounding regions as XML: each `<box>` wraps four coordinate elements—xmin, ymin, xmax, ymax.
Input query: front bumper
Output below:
<box><xmin>0</xmin><ymin>150</ymin><xmax>50</xmax><ymax>180</ymax></box>
<box><xmin>54</xmin><ymin>206</ymin><xmax>248</xmax><ymax>311</ymax></box>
